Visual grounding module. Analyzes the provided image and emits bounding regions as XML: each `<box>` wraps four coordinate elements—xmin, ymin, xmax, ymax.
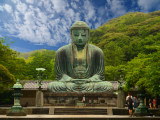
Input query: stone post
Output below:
<box><xmin>117</xmin><ymin>78</ymin><xmax>125</xmax><ymax>108</ymax></box>
<box><xmin>144</xmin><ymin>97</ymin><xmax>146</xmax><ymax>106</ymax></box>
<box><xmin>36</xmin><ymin>87</ymin><xmax>43</xmax><ymax>107</ymax></box>
<box><xmin>117</xmin><ymin>89</ymin><xmax>125</xmax><ymax>108</ymax></box>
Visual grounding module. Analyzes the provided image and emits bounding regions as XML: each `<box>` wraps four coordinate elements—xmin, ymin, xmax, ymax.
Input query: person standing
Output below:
<box><xmin>126</xmin><ymin>92</ymin><xmax>133</xmax><ymax>117</ymax></box>
<box><xmin>153</xmin><ymin>99</ymin><xmax>156</xmax><ymax>108</ymax></box>
<box><xmin>148</xmin><ymin>99</ymin><xmax>152</xmax><ymax>108</ymax></box>
<box><xmin>136</xmin><ymin>96</ymin><xmax>140</xmax><ymax>108</ymax></box>
<box><xmin>82</xmin><ymin>95</ymin><xmax>86</xmax><ymax>106</ymax></box>
<box><xmin>132</xmin><ymin>96</ymin><xmax>137</xmax><ymax>108</ymax></box>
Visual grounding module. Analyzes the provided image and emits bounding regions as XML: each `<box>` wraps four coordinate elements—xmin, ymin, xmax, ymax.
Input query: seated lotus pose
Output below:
<box><xmin>47</xmin><ymin>21</ymin><xmax>114</xmax><ymax>93</ymax></box>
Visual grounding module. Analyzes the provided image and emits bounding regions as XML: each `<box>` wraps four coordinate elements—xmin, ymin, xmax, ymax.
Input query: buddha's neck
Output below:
<box><xmin>75</xmin><ymin>44</ymin><xmax>87</xmax><ymax>52</ymax></box>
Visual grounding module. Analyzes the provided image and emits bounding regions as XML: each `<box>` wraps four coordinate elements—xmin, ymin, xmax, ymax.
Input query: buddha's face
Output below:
<box><xmin>71</xmin><ymin>29</ymin><xmax>88</xmax><ymax>45</ymax></box>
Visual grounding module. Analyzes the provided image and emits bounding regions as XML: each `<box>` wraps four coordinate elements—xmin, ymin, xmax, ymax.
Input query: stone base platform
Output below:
<box><xmin>0</xmin><ymin>107</ymin><xmax>160</xmax><ymax>119</ymax></box>
<box><xmin>0</xmin><ymin>115</ymin><xmax>160</xmax><ymax>120</ymax></box>
<box><xmin>112</xmin><ymin>108</ymin><xmax>160</xmax><ymax>116</ymax></box>
<box><xmin>44</xmin><ymin>92</ymin><xmax>117</xmax><ymax>107</ymax></box>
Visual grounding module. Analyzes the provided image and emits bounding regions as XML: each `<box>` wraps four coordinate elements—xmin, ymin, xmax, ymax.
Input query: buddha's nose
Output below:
<box><xmin>78</xmin><ymin>34</ymin><xmax>82</xmax><ymax>40</ymax></box>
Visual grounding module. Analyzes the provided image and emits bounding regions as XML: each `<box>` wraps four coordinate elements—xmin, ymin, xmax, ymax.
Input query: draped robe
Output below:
<box><xmin>47</xmin><ymin>43</ymin><xmax>114</xmax><ymax>92</ymax></box>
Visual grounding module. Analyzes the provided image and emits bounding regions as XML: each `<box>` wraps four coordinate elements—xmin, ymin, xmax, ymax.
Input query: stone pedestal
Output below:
<box><xmin>36</xmin><ymin>91</ymin><xmax>43</xmax><ymax>107</ymax></box>
<box><xmin>6</xmin><ymin>79</ymin><xmax>26</xmax><ymax>116</ymax></box>
<box><xmin>117</xmin><ymin>90</ymin><xmax>125</xmax><ymax>108</ymax></box>
<box><xmin>134</xmin><ymin>92</ymin><xmax>149</xmax><ymax>116</ymax></box>
<box><xmin>6</xmin><ymin>98</ymin><xmax>26</xmax><ymax>116</ymax></box>
<box><xmin>44</xmin><ymin>92</ymin><xmax>117</xmax><ymax>107</ymax></box>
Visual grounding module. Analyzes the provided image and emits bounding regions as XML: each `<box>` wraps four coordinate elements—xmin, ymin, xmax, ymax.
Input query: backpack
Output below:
<box><xmin>128</xmin><ymin>96</ymin><xmax>132</xmax><ymax>105</ymax></box>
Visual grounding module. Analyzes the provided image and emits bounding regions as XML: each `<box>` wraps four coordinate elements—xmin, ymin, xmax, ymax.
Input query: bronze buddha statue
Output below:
<box><xmin>47</xmin><ymin>21</ymin><xmax>114</xmax><ymax>93</ymax></box>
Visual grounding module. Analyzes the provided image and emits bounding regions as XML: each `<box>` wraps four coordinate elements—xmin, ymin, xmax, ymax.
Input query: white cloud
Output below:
<box><xmin>1</xmin><ymin>0</ymin><xmax>135</xmax><ymax>47</ymax></box>
<box><xmin>0</xmin><ymin>6</ymin><xmax>4</xmax><ymax>11</ymax></box>
<box><xmin>50</xmin><ymin>0</ymin><xmax>69</xmax><ymax>13</ymax></box>
<box><xmin>48</xmin><ymin>14</ymin><xmax>54</xmax><ymax>18</ymax></box>
<box><xmin>75</xmin><ymin>12</ymin><xmax>81</xmax><ymax>21</ymax></box>
<box><xmin>71</xmin><ymin>2</ymin><xmax>77</xmax><ymax>9</ymax></box>
<box><xmin>106</xmin><ymin>0</ymin><xmax>126</xmax><ymax>18</ymax></box>
<box><xmin>65</xmin><ymin>8</ymin><xmax>75</xmax><ymax>19</ymax></box>
<box><xmin>3</xmin><ymin>0</ymin><xmax>73</xmax><ymax>47</ymax></box>
<box><xmin>16</xmin><ymin>1</ymin><xmax>28</xmax><ymax>14</ymax></box>
<box><xmin>12</xmin><ymin>11</ymin><xmax>21</xmax><ymax>23</ymax></box>
<box><xmin>0</xmin><ymin>4</ymin><xmax>13</xmax><ymax>13</ymax></box>
<box><xmin>4</xmin><ymin>4</ymin><xmax>12</xmax><ymax>13</ymax></box>
<box><xmin>98</xmin><ymin>6</ymin><xmax>105</xmax><ymax>16</ymax></box>
<box><xmin>37</xmin><ymin>1</ymin><xmax>42</xmax><ymax>7</ymax></box>
<box><xmin>137</xmin><ymin>0</ymin><xmax>160</xmax><ymax>12</ymax></box>
<box><xmin>43</xmin><ymin>1</ymin><xmax>53</xmax><ymax>12</ymax></box>
<box><xmin>26</xmin><ymin>0</ymin><xmax>34</xmax><ymax>4</ymax></box>
<box><xmin>95</xmin><ymin>22</ymin><xmax>101</xmax><ymax>29</ymax></box>
<box><xmin>83</xmin><ymin>0</ymin><xmax>96</xmax><ymax>23</ymax></box>
<box><xmin>4</xmin><ymin>23</ymin><xmax>18</xmax><ymax>34</ymax></box>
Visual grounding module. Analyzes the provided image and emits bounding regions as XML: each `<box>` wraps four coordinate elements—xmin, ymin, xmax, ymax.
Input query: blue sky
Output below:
<box><xmin>0</xmin><ymin>0</ymin><xmax>160</xmax><ymax>53</ymax></box>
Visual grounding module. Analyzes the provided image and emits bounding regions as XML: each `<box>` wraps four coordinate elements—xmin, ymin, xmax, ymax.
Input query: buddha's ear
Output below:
<box><xmin>70</xmin><ymin>29</ymin><xmax>74</xmax><ymax>43</ymax></box>
<box><xmin>87</xmin><ymin>29</ymin><xmax>90</xmax><ymax>42</ymax></box>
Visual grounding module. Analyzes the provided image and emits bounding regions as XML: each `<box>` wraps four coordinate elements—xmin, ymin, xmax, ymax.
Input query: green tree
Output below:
<box><xmin>0</xmin><ymin>64</ymin><xmax>16</xmax><ymax>94</ymax></box>
<box><xmin>26</xmin><ymin>52</ymin><xmax>52</xmax><ymax>80</ymax></box>
<box><xmin>103</xmin><ymin>41</ymin><xmax>126</xmax><ymax>66</ymax></box>
<box><xmin>49</xmin><ymin>58</ymin><xmax>56</xmax><ymax>80</ymax></box>
<box><xmin>127</xmin><ymin>26</ymin><xmax>139</xmax><ymax>37</ymax></box>
<box><xmin>124</xmin><ymin>45</ymin><xmax>160</xmax><ymax>96</ymax></box>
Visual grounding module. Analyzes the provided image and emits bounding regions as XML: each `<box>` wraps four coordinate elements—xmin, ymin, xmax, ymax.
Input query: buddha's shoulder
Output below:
<box><xmin>56</xmin><ymin>44</ymin><xmax>71</xmax><ymax>53</ymax></box>
<box><xmin>89</xmin><ymin>44</ymin><xmax>103</xmax><ymax>53</ymax></box>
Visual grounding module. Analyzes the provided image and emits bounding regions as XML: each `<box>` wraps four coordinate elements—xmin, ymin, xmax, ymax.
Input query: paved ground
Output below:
<box><xmin>0</xmin><ymin>115</ymin><xmax>158</xmax><ymax>118</ymax></box>
<box><xmin>1</xmin><ymin>106</ymin><xmax>160</xmax><ymax>119</ymax></box>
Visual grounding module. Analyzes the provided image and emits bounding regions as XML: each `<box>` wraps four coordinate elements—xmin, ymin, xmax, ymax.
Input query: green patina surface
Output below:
<box><xmin>134</xmin><ymin>93</ymin><xmax>149</xmax><ymax>116</ymax></box>
<box><xmin>47</xmin><ymin>21</ymin><xmax>114</xmax><ymax>93</ymax></box>
<box><xmin>7</xmin><ymin>79</ymin><xmax>26</xmax><ymax>116</ymax></box>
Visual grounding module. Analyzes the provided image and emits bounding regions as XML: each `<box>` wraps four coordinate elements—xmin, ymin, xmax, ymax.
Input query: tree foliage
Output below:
<box><xmin>49</xmin><ymin>58</ymin><xmax>56</xmax><ymax>80</ymax></box>
<box><xmin>124</xmin><ymin>46</ymin><xmax>160</xmax><ymax>96</ymax></box>
<box><xmin>103</xmin><ymin>41</ymin><xmax>126</xmax><ymax>66</ymax></box>
<box><xmin>25</xmin><ymin>50</ymin><xmax>56</xmax><ymax>80</ymax></box>
<box><xmin>0</xmin><ymin>64</ymin><xmax>16</xmax><ymax>94</ymax></box>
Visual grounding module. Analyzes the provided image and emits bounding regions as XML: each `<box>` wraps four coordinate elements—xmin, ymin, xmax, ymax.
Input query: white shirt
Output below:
<box><xmin>83</xmin><ymin>97</ymin><xmax>85</xmax><ymax>101</ymax></box>
<box><xmin>126</xmin><ymin>95</ymin><xmax>132</xmax><ymax>101</ymax></box>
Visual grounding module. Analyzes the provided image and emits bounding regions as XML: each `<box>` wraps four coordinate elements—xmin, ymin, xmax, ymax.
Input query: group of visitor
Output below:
<box><xmin>126</xmin><ymin>92</ymin><xmax>157</xmax><ymax>117</ymax></box>
<box><xmin>148</xmin><ymin>99</ymin><xmax>156</xmax><ymax>108</ymax></box>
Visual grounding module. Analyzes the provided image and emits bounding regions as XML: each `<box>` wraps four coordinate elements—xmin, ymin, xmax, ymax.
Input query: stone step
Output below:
<box><xmin>54</xmin><ymin>108</ymin><xmax>107</xmax><ymax>115</ymax></box>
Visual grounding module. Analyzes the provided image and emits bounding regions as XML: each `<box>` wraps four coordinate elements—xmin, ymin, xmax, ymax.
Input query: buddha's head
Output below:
<box><xmin>70</xmin><ymin>21</ymin><xmax>90</xmax><ymax>46</ymax></box>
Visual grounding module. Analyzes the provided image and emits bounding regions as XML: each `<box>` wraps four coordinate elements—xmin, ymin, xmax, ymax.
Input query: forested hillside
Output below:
<box><xmin>89</xmin><ymin>11</ymin><xmax>160</xmax><ymax>95</ymax></box>
<box><xmin>0</xmin><ymin>11</ymin><xmax>160</xmax><ymax>96</ymax></box>
<box><xmin>17</xmin><ymin>49</ymin><xmax>49</xmax><ymax>60</ymax></box>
